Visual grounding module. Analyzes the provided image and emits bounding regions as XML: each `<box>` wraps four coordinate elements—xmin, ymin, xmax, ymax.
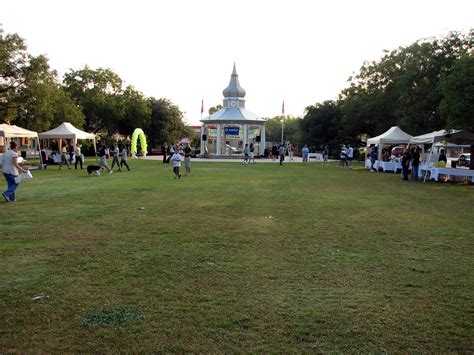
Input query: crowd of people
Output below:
<box><xmin>7</xmin><ymin>137</ymin><xmax>464</xmax><ymax>202</ymax></box>
<box><xmin>338</xmin><ymin>144</ymin><xmax>354</xmax><ymax>169</ymax></box>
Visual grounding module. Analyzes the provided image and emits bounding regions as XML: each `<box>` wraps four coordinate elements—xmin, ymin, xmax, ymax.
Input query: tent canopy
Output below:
<box><xmin>409</xmin><ymin>129</ymin><xmax>474</xmax><ymax>145</ymax></box>
<box><xmin>367</xmin><ymin>126</ymin><xmax>412</xmax><ymax>145</ymax></box>
<box><xmin>0</xmin><ymin>123</ymin><xmax>39</xmax><ymax>138</ymax></box>
<box><xmin>38</xmin><ymin>122</ymin><xmax>95</xmax><ymax>140</ymax></box>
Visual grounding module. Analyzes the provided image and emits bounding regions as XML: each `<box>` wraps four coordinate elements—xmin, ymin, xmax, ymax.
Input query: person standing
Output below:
<box><xmin>339</xmin><ymin>145</ymin><xmax>347</xmax><ymax>168</ymax></box>
<box><xmin>401</xmin><ymin>149</ymin><xmax>410</xmax><ymax>181</ymax></box>
<box><xmin>271</xmin><ymin>143</ymin><xmax>278</xmax><ymax>162</ymax></box>
<box><xmin>249</xmin><ymin>143</ymin><xmax>256</xmax><ymax>163</ymax></box>
<box><xmin>2</xmin><ymin>141</ymin><xmax>28</xmax><ymax>202</ymax></box>
<box><xmin>98</xmin><ymin>142</ymin><xmax>113</xmax><ymax>174</ymax></box>
<box><xmin>120</xmin><ymin>144</ymin><xmax>131</xmax><ymax>171</ymax></box>
<box><xmin>242</xmin><ymin>144</ymin><xmax>250</xmax><ymax>164</ymax></box>
<box><xmin>59</xmin><ymin>143</ymin><xmax>71</xmax><ymax>170</ymax></box>
<box><xmin>279</xmin><ymin>144</ymin><xmax>287</xmax><ymax>165</ymax></box>
<box><xmin>161</xmin><ymin>142</ymin><xmax>168</xmax><ymax>164</ymax></box>
<box><xmin>74</xmin><ymin>143</ymin><xmax>83</xmax><ymax>169</ymax></box>
<box><xmin>369</xmin><ymin>147</ymin><xmax>377</xmax><ymax>172</ymax></box>
<box><xmin>346</xmin><ymin>144</ymin><xmax>354</xmax><ymax>170</ymax></box>
<box><xmin>411</xmin><ymin>147</ymin><xmax>420</xmax><ymax>180</ymax></box>
<box><xmin>166</xmin><ymin>143</ymin><xmax>175</xmax><ymax>164</ymax></box>
<box><xmin>323</xmin><ymin>145</ymin><xmax>329</xmax><ymax>164</ymax></box>
<box><xmin>302</xmin><ymin>144</ymin><xmax>309</xmax><ymax>164</ymax></box>
<box><xmin>288</xmin><ymin>143</ymin><xmax>295</xmax><ymax>161</ymax></box>
<box><xmin>171</xmin><ymin>149</ymin><xmax>182</xmax><ymax>179</ymax></box>
<box><xmin>68</xmin><ymin>143</ymin><xmax>75</xmax><ymax>164</ymax></box>
<box><xmin>110</xmin><ymin>143</ymin><xmax>121</xmax><ymax>172</ymax></box>
<box><xmin>438</xmin><ymin>149</ymin><xmax>447</xmax><ymax>164</ymax></box>
<box><xmin>183</xmin><ymin>142</ymin><xmax>192</xmax><ymax>175</ymax></box>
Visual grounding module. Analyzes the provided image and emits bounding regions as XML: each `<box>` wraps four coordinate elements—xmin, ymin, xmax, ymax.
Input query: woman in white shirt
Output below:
<box><xmin>2</xmin><ymin>141</ymin><xmax>28</xmax><ymax>202</ymax></box>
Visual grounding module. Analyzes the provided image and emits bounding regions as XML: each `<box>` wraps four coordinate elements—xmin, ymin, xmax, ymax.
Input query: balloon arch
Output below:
<box><xmin>131</xmin><ymin>128</ymin><xmax>147</xmax><ymax>158</ymax></box>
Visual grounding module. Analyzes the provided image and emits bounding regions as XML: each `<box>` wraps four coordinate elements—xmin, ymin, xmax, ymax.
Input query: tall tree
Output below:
<box><xmin>0</xmin><ymin>28</ymin><xmax>83</xmax><ymax>129</ymax></box>
<box><xmin>119</xmin><ymin>86</ymin><xmax>151</xmax><ymax>135</ymax></box>
<box><xmin>301</xmin><ymin>101</ymin><xmax>342</xmax><ymax>149</ymax></box>
<box><xmin>340</xmin><ymin>30</ymin><xmax>473</xmax><ymax>137</ymax></box>
<box><xmin>146</xmin><ymin>97</ymin><xmax>192</xmax><ymax>149</ymax></box>
<box><xmin>208</xmin><ymin>104</ymin><xmax>223</xmax><ymax>115</ymax></box>
<box><xmin>264</xmin><ymin>115</ymin><xmax>302</xmax><ymax>147</ymax></box>
<box><xmin>63</xmin><ymin>66</ymin><xmax>124</xmax><ymax>134</ymax></box>
<box><xmin>439</xmin><ymin>55</ymin><xmax>474</xmax><ymax>131</ymax></box>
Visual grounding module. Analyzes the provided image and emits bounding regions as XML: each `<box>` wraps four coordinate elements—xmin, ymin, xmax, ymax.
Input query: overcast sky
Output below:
<box><xmin>2</xmin><ymin>0</ymin><xmax>473</xmax><ymax>125</ymax></box>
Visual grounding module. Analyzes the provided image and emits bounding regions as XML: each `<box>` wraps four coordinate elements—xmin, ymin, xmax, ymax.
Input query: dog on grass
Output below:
<box><xmin>87</xmin><ymin>165</ymin><xmax>102</xmax><ymax>176</ymax></box>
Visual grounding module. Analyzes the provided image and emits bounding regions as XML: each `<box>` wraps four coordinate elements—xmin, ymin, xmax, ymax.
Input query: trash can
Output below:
<box><xmin>21</xmin><ymin>151</ymin><xmax>27</xmax><ymax>159</ymax></box>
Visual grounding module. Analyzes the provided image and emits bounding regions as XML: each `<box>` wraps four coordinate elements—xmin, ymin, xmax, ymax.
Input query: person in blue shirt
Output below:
<box><xmin>369</xmin><ymin>147</ymin><xmax>377</xmax><ymax>172</ymax></box>
<box><xmin>302</xmin><ymin>144</ymin><xmax>309</xmax><ymax>163</ymax></box>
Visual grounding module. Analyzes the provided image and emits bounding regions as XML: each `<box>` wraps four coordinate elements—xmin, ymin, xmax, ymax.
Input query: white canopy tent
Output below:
<box><xmin>408</xmin><ymin>129</ymin><xmax>474</xmax><ymax>182</ymax></box>
<box><xmin>409</xmin><ymin>129</ymin><xmax>474</xmax><ymax>146</ymax></box>
<box><xmin>38</xmin><ymin>122</ymin><xmax>97</xmax><ymax>154</ymax></box>
<box><xmin>367</xmin><ymin>126</ymin><xmax>412</xmax><ymax>145</ymax></box>
<box><xmin>0</xmin><ymin>123</ymin><xmax>43</xmax><ymax>165</ymax></box>
<box><xmin>366</xmin><ymin>126</ymin><xmax>412</xmax><ymax>159</ymax></box>
<box><xmin>408</xmin><ymin>129</ymin><xmax>450</xmax><ymax>146</ymax></box>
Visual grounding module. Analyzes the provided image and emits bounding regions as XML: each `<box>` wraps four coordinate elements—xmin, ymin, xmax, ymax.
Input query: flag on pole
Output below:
<box><xmin>201</xmin><ymin>99</ymin><xmax>204</xmax><ymax>114</ymax></box>
<box><xmin>281</xmin><ymin>100</ymin><xmax>285</xmax><ymax>115</ymax></box>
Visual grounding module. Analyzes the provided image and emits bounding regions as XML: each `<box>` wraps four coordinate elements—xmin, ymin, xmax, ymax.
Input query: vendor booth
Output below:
<box><xmin>365</xmin><ymin>126</ymin><xmax>412</xmax><ymax>172</ymax></box>
<box><xmin>0</xmin><ymin>123</ymin><xmax>42</xmax><ymax>166</ymax></box>
<box><xmin>408</xmin><ymin>130</ymin><xmax>474</xmax><ymax>183</ymax></box>
<box><xmin>39</xmin><ymin>122</ymin><xmax>97</xmax><ymax>160</ymax></box>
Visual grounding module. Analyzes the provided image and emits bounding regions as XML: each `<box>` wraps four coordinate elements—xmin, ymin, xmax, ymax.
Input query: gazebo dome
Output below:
<box><xmin>222</xmin><ymin>63</ymin><xmax>246</xmax><ymax>98</ymax></box>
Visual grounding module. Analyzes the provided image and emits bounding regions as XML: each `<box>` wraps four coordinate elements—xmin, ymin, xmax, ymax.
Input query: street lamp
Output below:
<box><xmin>280</xmin><ymin>119</ymin><xmax>284</xmax><ymax>145</ymax></box>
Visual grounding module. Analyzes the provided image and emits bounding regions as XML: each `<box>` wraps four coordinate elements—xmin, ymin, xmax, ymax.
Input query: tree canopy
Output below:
<box><xmin>1</xmin><ymin>27</ymin><xmax>192</xmax><ymax>149</ymax></box>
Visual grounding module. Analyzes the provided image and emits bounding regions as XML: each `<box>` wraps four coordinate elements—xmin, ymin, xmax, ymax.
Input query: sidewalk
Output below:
<box><xmin>143</xmin><ymin>155</ymin><xmax>309</xmax><ymax>163</ymax></box>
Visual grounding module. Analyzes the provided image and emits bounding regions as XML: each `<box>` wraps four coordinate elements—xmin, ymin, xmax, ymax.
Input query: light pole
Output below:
<box><xmin>280</xmin><ymin>119</ymin><xmax>284</xmax><ymax>145</ymax></box>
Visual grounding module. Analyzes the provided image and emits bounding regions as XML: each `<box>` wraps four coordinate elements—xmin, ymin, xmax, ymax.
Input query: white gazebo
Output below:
<box><xmin>200</xmin><ymin>64</ymin><xmax>266</xmax><ymax>157</ymax></box>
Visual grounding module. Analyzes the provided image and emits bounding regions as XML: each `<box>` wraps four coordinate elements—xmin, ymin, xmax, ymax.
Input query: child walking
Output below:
<box><xmin>171</xmin><ymin>150</ymin><xmax>182</xmax><ymax>179</ymax></box>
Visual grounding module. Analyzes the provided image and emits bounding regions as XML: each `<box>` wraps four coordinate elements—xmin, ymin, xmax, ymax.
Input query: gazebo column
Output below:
<box><xmin>216</xmin><ymin>124</ymin><xmax>222</xmax><ymax>156</ymax></box>
<box><xmin>200</xmin><ymin>125</ymin><xmax>205</xmax><ymax>157</ymax></box>
<box><xmin>243</xmin><ymin>124</ymin><xmax>248</xmax><ymax>147</ymax></box>
<box><xmin>260</xmin><ymin>124</ymin><xmax>266</xmax><ymax>156</ymax></box>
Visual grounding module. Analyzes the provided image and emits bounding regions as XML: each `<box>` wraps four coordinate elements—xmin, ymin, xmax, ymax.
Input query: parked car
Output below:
<box><xmin>457</xmin><ymin>153</ymin><xmax>471</xmax><ymax>167</ymax></box>
<box><xmin>391</xmin><ymin>146</ymin><xmax>404</xmax><ymax>157</ymax></box>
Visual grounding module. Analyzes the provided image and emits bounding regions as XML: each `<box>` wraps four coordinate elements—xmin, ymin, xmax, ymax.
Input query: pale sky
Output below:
<box><xmin>2</xmin><ymin>0</ymin><xmax>473</xmax><ymax>125</ymax></box>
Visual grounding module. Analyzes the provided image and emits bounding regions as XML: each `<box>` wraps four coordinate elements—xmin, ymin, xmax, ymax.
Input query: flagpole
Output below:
<box><xmin>281</xmin><ymin>99</ymin><xmax>285</xmax><ymax>145</ymax></box>
<box><xmin>200</xmin><ymin>98</ymin><xmax>204</xmax><ymax>158</ymax></box>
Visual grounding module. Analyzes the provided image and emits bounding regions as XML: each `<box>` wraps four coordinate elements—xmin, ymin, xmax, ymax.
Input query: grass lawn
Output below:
<box><xmin>1</xmin><ymin>159</ymin><xmax>473</xmax><ymax>352</ymax></box>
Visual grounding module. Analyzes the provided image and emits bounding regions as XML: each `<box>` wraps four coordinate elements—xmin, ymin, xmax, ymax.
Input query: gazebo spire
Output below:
<box><xmin>222</xmin><ymin>63</ymin><xmax>246</xmax><ymax>98</ymax></box>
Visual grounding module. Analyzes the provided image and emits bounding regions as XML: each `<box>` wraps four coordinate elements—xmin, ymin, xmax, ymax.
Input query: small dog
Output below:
<box><xmin>87</xmin><ymin>165</ymin><xmax>102</xmax><ymax>176</ymax></box>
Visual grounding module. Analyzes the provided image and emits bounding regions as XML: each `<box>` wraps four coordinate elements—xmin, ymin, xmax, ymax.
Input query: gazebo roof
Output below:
<box><xmin>222</xmin><ymin>63</ymin><xmax>246</xmax><ymax>98</ymax></box>
<box><xmin>201</xmin><ymin>64</ymin><xmax>264</xmax><ymax>124</ymax></box>
<box><xmin>201</xmin><ymin>107</ymin><xmax>264</xmax><ymax>124</ymax></box>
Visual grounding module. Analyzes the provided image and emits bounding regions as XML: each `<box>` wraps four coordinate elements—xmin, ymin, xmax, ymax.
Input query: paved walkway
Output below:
<box><xmin>143</xmin><ymin>155</ymin><xmax>311</xmax><ymax>163</ymax></box>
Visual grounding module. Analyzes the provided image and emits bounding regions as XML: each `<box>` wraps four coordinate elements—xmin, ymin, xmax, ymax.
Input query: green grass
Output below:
<box><xmin>1</xmin><ymin>160</ymin><xmax>473</xmax><ymax>352</ymax></box>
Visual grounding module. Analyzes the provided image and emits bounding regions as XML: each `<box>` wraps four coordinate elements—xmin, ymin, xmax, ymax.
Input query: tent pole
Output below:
<box><xmin>37</xmin><ymin>137</ymin><xmax>44</xmax><ymax>167</ymax></box>
<box><xmin>423</xmin><ymin>146</ymin><xmax>434</xmax><ymax>183</ymax></box>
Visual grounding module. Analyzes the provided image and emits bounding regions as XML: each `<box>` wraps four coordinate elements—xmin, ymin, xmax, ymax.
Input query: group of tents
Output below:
<box><xmin>0</xmin><ymin>122</ymin><xmax>97</xmax><ymax>165</ymax></box>
<box><xmin>367</xmin><ymin>126</ymin><xmax>474</xmax><ymax>162</ymax></box>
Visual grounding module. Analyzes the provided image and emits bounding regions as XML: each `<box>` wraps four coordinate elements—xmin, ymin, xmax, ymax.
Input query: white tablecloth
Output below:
<box><xmin>430</xmin><ymin>168</ymin><xmax>474</xmax><ymax>182</ymax></box>
<box><xmin>365</xmin><ymin>159</ymin><xmax>401</xmax><ymax>172</ymax></box>
<box><xmin>308</xmin><ymin>153</ymin><xmax>323</xmax><ymax>161</ymax></box>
